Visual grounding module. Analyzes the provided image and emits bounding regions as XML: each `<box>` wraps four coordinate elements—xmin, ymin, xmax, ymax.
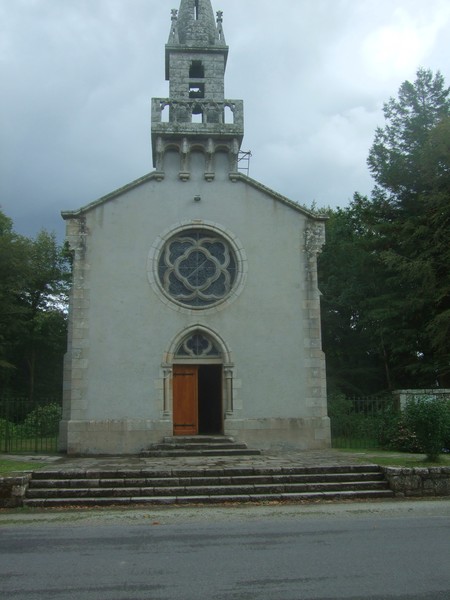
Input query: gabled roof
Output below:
<box><xmin>61</xmin><ymin>171</ymin><xmax>327</xmax><ymax>222</ymax></box>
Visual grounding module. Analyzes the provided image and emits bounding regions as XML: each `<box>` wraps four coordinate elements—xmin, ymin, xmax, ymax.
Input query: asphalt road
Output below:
<box><xmin>1</xmin><ymin>500</ymin><xmax>449</xmax><ymax>600</ymax></box>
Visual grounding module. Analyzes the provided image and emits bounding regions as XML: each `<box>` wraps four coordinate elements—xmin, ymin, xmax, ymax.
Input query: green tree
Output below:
<box><xmin>0</xmin><ymin>211</ymin><xmax>28</xmax><ymax>373</ymax></box>
<box><xmin>367</xmin><ymin>69</ymin><xmax>450</xmax><ymax>386</ymax></box>
<box><xmin>319</xmin><ymin>199</ymin><xmax>389</xmax><ymax>394</ymax></box>
<box><xmin>319</xmin><ymin>69</ymin><xmax>450</xmax><ymax>393</ymax></box>
<box><xmin>0</xmin><ymin>209</ymin><xmax>70</xmax><ymax>400</ymax></box>
<box><xmin>319</xmin><ymin>194</ymin><xmax>421</xmax><ymax>394</ymax></box>
<box><xmin>368</xmin><ymin>68</ymin><xmax>450</xmax><ymax>204</ymax></box>
<box><xmin>418</xmin><ymin>116</ymin><xmax>450</xmax><ymax>381</ymax></box>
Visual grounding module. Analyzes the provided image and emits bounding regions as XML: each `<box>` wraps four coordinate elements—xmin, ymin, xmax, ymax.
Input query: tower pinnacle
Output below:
<box><xmin>171</xmin><ymin>0</ymin><xmax>226</xmax><ymax>47</ymax></box>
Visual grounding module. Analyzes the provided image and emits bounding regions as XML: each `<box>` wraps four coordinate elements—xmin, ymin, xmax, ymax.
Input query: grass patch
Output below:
<box><xmin>337</xmin><ymin>448</ymin><xmax>450</xmax><ymax>468</ymax></box>
<box><xmin>0</xmin><ymin>459</ymin><xmax>47</xmax><ymax>476</ymax></box>
<box><xmin>332</xmin><ymin>438</ymin><xmax>380</xmax><ymax>450</ymax></box>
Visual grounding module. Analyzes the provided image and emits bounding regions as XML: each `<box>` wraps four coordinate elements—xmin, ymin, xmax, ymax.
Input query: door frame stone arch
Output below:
<box><xmin>161</xmin><ymin>325</ymin><xmax>235</xmax><ymax>422</ymax></box>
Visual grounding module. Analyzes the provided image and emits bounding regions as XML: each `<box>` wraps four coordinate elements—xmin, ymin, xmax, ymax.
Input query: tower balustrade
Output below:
<box><xmin>151</xmin><ymin>98</ymin><xmax>244</xmax><ymax>130</ymax></box>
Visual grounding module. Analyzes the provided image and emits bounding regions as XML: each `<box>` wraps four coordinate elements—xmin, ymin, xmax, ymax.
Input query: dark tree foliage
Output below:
<box><xmin>368</xmin><ymin>68</ymin><xmax>450</xmax><ymax>203</ymax></box>
<box><xmin>0</xmin><ymin>209</ymin><xmax>70</xmax><ymax>401</ymax></box>
<box><xmin>320</xmin><ymin>69</ymin><xmax>450</xmax><ymax>394</ymax></box>
<box><xmin>0</xmin><ymin>212</ymin><xmax>28</xmax><ymax>372</ymax></box>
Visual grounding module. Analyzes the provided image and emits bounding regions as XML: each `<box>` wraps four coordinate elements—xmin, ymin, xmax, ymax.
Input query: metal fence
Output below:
<box><xmin>0</xmin><ymin>398</ymin><xmax>62</xmax><ymax>453</ymax></box>
<box><xmin>329</xmin><ymin>394</ymin><xmax>400</xmax><ymax>449</ymax></box>
<box><xmin>1</xmin><ymin>393</ymin><xmax>399</xmax><ymax>453</ymax></box>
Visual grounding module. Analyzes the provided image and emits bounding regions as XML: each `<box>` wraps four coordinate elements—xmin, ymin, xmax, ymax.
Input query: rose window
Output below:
<box><xmin>158</xmin><ymin>229</ymin><xmax>237</xmax><ymax>308</ymax></box>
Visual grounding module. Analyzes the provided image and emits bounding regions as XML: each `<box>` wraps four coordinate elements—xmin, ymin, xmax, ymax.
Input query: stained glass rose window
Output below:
<box><xmin>157</xmin><ymin>229</ymin><xmax>237</xmax><ymax>308</ymax></box>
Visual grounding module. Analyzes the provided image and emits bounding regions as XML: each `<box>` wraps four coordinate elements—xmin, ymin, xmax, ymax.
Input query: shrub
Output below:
<box><xmin>20</xmin><ymin>403</ymin><xmax>61</xmax><ymax>438</ymax></box>
<box><xmin>403</xmin><ymin>396</ymin><xmax>450</xmax><ymax>461</ymax></box>
<box><xmin>374</xmin><ymin>403</ymin><xmax>400</xmax><ymax>448</ymax></box>
<box><xmin>0</xmin><ymin>419</ymin><xmax>16</xmax><ymax>451</ymax></box>
<box><xmin>0</xmin><ymin>418</ymin><xmax>16</xmax><ymax>438</ymax></box>
<box><xmin>386</xmin><ymin>420</ymin><xmax>423</xmax><ymax>453</ymax></box>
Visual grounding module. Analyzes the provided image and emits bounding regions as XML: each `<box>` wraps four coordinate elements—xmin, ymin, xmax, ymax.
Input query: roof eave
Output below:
<box><xmin>61</xmin><ymin>172</ymin><xmax>158</xmax><ymax>220</ymax></box>
<box><xmin>233</xmin><ymin>173</ymin><xmax>328</xmax><ymax>221</ymax></box>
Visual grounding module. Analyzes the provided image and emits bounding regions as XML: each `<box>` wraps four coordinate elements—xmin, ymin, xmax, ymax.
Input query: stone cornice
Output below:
<box><xmin>61</xmin><ymin>172</ymin><xmax>159</xmax><ymax>220</ymax></box>
<box><xmin>61</xmin><ymin>170</ymin><xmax>328</xmax><ymax>223</ymax></box>
<box><xmin>230</xmin><ymin>173</ymin><xmax>328</xmax><ymax>222</ymax></box>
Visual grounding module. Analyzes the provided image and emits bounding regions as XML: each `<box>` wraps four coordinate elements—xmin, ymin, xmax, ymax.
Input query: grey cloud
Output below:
<box><xmin>1</xmin><ymin>0</ymin><xmax>449</xmax><ymax>240</ymax></box>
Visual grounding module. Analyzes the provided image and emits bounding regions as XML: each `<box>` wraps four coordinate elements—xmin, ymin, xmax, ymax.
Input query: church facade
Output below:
<box><xmin>60</xmin><ymin>0</ymin><xmax>330</xmax><ymax>454</ymax></box>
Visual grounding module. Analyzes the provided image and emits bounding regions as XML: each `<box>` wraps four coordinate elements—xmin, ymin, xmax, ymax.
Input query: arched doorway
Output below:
<box><xmin>173</xmin><ymin>364</ymin><xmax>223</xmax><ymax>435</ymax></box>
<box><xmin>170</xmin><ymin>330</ymin><xmax>228</xmax><ymax>436</ymax></box>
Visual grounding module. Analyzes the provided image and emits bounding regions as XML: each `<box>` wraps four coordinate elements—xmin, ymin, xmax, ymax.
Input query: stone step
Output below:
<box><xmin>30</xmin><ymin>464</ymin><xmax>383</xmax><ymax>480</ymax></box>
<box><xmin>23</xmin><ymin>489</ymin><xmax>395</xmax><ymax>508</ymax></box>
<box><xmin>28</xmin><ymin>471</ymin><xmax>385</xmax><ymax>489</ymax></box>
<box><xmin>26</xmin><ymin>480</ymin><xmax>390</xmax><ymax>499</ymax></box>
<box><xmin>141</xmin><ymin>436</ymin><xmax>262</xmax><ymax>458</ymax></box>
<box><xmin>150</xmin><ymin>443</ymin><xmax>250</xmax><ymax>451</ymax></box>
<box><xmin>24</xmin><ymin>464</ymin><xmax>394</xmax><ymax>507</ymax></box>
<box><xmin>162</xmin><ymin>436</ymin><xmax>236</xmax><ymax>444</ymax></box>
<box><xmin>140</xmin><ymin>448</ymin><xmax>261</xmax><ymax>457</ymax></box>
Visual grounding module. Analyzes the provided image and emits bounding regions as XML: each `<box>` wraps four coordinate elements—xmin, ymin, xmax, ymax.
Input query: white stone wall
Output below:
<box><xmin>61</xmin><ymin>159</ymin><xmax>330</xmax><ymax>453</ymax></box>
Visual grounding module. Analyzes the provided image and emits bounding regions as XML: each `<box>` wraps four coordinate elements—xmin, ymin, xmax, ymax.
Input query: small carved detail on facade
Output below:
<box><xmin>162</xmin><ymin>365</ymin><xmax>172</xmax><ymax>416</ymax></box>
<box><xmin>205</xmin><ymin>137</ymin><xmax>215</xmax><ymax>180</ymax></box>
<box><xmin>179</xmin><ymin>137</ymin><xmax>191</xmax><ymax>180</ymax></box>
<box><xmin>305</xmin><ymin>223</ymin><xmax>325</xmax><ymax>261</ymax></box>
<box><xmin>223</xmin><ymin>365</ymin><xmax>234</xmax><ymax>415</ymax></box>
<box><xmin>155</xmin><ymin>136</ymin><xmax>164</xmax><ymax>171</ymax></box>
<box><xmin>169</xmin><ymin>9</ymin><xmax>179</xmax><ymax>42</ymax></box>
<box><xmin>229</xmin><ymin>138</ymin><xmax>240</xmax><ymax>172</ymax></box>
<box><xmin>216</xmin><ymin>11</ymin><xmax>224</xmax><ymax>42</ymax></box>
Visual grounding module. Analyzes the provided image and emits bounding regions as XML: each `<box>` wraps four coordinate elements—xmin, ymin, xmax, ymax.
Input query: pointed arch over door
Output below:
<box><xmin>163</xmin><ymin>326</ymin><xmax>234</xmax><ymax>435</ymax></box>
<box><xmin>166</xmin><ymin>325</ymin><xmax>232</xmax><ymax>365</ymax></box>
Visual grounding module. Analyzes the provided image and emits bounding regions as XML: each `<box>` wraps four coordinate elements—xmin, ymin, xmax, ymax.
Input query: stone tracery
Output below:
<box><xmin>158</xmin><ymin>229</ymin><xmax>237</xmax><ymax>307</ymax></box>
<box><xmin>175</xmin><ymin>332</ymin><xmax>221</xmax><ymax>357</ymax></box>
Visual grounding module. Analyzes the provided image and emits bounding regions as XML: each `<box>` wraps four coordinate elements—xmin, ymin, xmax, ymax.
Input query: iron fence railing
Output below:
<box><xmin>0</xmin><ymin>398</ymin><xmax>61</xmax><ymax>453</ymax></box>
<box><xmin>329</xmin><ymin>394</ymin><xmax>400</xmax><ymax>449</ymax></box>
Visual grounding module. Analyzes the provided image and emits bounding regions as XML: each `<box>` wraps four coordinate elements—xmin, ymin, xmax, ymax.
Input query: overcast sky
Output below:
<box><xmin>1</xmin><ymin>0</ymin><xmax>450</xmax><ymax>240</ymax></box>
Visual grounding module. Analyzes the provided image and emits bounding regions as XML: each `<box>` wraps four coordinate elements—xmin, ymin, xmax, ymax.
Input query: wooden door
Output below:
<box><xmin>173</xmin><ymin>365</ymin><xmax>198</xmax><ymax>436</ymax></box>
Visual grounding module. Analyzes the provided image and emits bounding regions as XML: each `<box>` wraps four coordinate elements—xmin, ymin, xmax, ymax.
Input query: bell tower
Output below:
<box><xmin>151</xmin><ymin>0</ymin><xmax>244</xmax><ymax>181</ymax></box>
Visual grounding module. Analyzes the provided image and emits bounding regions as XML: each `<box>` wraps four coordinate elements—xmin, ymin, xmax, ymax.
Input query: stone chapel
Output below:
<box><xmin>60</xmin><ymin>0</ymin><xmax>331</xmax><ymax>454</ymax></box>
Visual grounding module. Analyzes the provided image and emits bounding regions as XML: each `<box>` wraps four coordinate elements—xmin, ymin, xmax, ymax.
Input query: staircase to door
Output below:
<box><xmin>24</xmin><ymin>464</ymin><xmax>394</xmax><ymax>507</ymax></box>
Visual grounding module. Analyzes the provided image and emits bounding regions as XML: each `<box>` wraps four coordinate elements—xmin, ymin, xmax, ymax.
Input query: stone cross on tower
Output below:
<box><xmin>151</xmin><ymin>0</ymin><xmax>244</xmax><ymax>180</ymax></box>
